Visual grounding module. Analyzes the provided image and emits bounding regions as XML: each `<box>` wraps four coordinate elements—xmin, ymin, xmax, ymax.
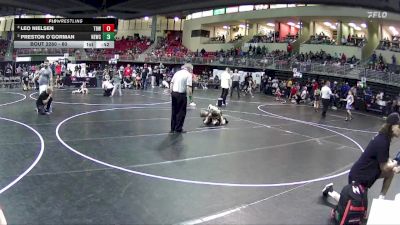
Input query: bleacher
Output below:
<box><xmin>147</xmin><ymin>32</ymin><xmax>188</xmax><ymax>59</ymax></box>
<box><xmin>15</xmin><ymin>48</ymin><xmax>77</xmax><ymax>56</ymax></box>
<box><xmin>307</xmin><ymin>34</ymin><xmax>335</xmax><ymax>45</ymax></box>
<box><xmin>85</xmin><ymin>37</ymin><xmax>151</xmax><ymax>60</ymax></box>
<box><xmin>0</xmin><ymin>40</ymin><xmax>10</xmax><ymax>60</ymax></box>
<box><xmin>378</xmin><ymin>36</ymin><xmax>400</xmax><ymax>52</ymax></box>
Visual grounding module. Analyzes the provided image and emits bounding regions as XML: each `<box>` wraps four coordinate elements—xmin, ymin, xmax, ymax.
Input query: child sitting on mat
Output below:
<box><xmin>72</xmin><ymin>82</ymin><xmax>89</xmax><ymax>94</ymax></box>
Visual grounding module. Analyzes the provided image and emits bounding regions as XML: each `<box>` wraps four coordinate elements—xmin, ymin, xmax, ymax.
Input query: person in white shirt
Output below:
<box><xmin>321</xmin><ymin>81</ymin><xmax>332</xmax><ymax>117</ymax></box>
<box><xmin>230</xmin><ymin>69</ymin><xmax>240</xmax><ymax>99</ymax></box>
<box><xmin>102</xmin><ymin>80</ymin><xmax>114</xmax><ymax>97</ymax></box>
<box><xmin>220</xmin><ymin>68</ymin><xmax>232</xmax><ymax>106</ymax></box>
<box><xmin>300</xmin><ymin>87</ymin><xmax>308</xmax><ymax>102</ymax></box>
<box><xmin>341</xmin><ymin>35</ymin><xmax>347</xmax><ymax>45</ymax></box>
<box><xmin>170</xmin><ymin>63</ymin><xmax>193</xmax><ymax>133</ymax></box>
<box><xmin>345</xmin><ymin>90</ymin><xmax>354</xmax><ymax>121</ymax></box>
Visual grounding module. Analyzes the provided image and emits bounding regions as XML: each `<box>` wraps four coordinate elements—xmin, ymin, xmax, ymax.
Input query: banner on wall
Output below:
<box><xmin>67</xmin><ymin>63</ymin><xmax>87</xmax><ymax>77</ymax></box>
<box><xmin>293</xmin><ymin>68</ymin><xmax>302</xmax><ymax>78</ymax></box>
<box><xmin>212</xmin><ymin>69</ymin><xmax>264</xmax><ymax>84</ymax></box>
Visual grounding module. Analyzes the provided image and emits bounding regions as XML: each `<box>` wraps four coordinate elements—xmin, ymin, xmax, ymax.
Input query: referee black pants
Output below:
<box><xmin>171</xmin><ymin>92</ymin><xmax>187</xmax><ymax>132</ymax></box>
<box><xmin>322</xmin><ymin>98</ymin><xmax>330</xmax><ymax>117</ymax></box>
<box><xmin>220</xmin><ymin>88</ymin><xmax>229</xmax><ymax>104</ymax></box>
<box><xmin>230</xmin><ymin>81</ymin><xmax>240</xmax><ymax>98</ymax></box>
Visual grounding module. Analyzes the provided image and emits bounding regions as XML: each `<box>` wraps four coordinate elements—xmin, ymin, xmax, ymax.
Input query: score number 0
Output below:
<box><xmin>102</xmin><ymin>24</ymin><xmax>115</xmax><ymax>32</ymax></box>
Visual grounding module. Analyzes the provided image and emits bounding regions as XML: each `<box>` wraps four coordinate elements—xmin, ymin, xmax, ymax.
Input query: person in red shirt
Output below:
<box><xmin>341</xmin><ymin>53</ymin><xmax>347</xmax><ymax>64</ymax></box>
<box><xmin>287</xmin><ymin>43</ymin><xmax>293</xmax><ymax>57</ymax></box>
<box><xmin>55</xmin><ymin>63</ymin><xmax>61</xmax><ymax>76</ymax></box>
<box><xmin>123</xmin><ymin>64</ymin><xmax>133</xmax><ymax>89</ymax></box>
<box><xmin>124</xmin><ymin>64</ymin><xmax>132</xmax><ymax>78</ymax></box>
<box><xmin>289</xmin><ymin>85</ymin><xmax>298</xmax><ymax>100</ymax></box>
<box><xmin>55</xmin><ymin>62</ymin><xmax>62</xmax><ymax>88</ymax></box>
<box><xmin>312</xmin><ymin>80</ymin><xmax>319</xmax><ymax>92</ymax></box>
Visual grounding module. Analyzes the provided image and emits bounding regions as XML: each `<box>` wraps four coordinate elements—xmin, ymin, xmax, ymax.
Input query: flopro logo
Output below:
<box><xmin>368</xmin><ymin>11</ymin><xmax>388</xmax><ymax>18</ymax></box>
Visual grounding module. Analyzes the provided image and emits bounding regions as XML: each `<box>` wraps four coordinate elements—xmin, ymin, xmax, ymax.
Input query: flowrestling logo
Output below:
<box><xmin>367</xmin><ymin>11</ymin><xmax>388</xmax><ymax>18</ymax></box>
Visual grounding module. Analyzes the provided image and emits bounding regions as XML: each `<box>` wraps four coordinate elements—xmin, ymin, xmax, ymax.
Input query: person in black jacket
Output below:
<box><xmin>141</xmin><ymin>64</ymin><xmax>149</xmax><ymax>90</ymax></box>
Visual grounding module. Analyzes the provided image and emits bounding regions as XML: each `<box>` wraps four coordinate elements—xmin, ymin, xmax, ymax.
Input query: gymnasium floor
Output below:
<box><xmin>0</xmin><ymin>87</ymin><xmax>399</xmax><ymax>225</ymax></box>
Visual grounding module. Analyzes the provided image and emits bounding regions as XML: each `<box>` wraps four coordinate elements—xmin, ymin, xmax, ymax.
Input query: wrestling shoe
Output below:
<box><xmin>322</xmin><ymin>183</ymin><xmax>334</xmax><ymax>197</ymax></box>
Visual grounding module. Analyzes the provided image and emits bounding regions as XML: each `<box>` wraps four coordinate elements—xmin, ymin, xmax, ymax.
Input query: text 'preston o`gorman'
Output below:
<box><xmin>19</xmin><ymin>34</ymin><xmax>75</xmax><ymax>40</ymax></box>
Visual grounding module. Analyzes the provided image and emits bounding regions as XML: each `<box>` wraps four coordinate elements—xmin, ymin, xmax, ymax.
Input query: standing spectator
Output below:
<box><xmin>170</xmin><ymin>63</ymin><xmax>193</xmax><ymax>133</ymax></box>
<box><xmin>314</xmin><ymin>88</ymin><xmax>321</xmax><ymax>112</ymax></box>
<box><xmin>341</xmin><ymin>35</ymin><xmax>347</xmax><ymax>45</ymax></box>
<box><xmin>341</xmin><ymin>53</ymin><xmax>347</xmax><ymax>64</ymax></box>
<box><xmin>5</xmin><ymin>64</ymin><xmax>12</xmax><ymax>77</ymax></box>
<box><xmin>111</xmin><ymin>68</ymin><xmax>122</xmax><ymax>97</ymax></box>
<box><xmin>22</xmin><ymin>69</ymin><xmax>30</xmax><ymax>91</ymax></box>
<box><xmin>220</xmin><ymin>68</ymin><xmax>232</xmax><ymax>106</ymax></box>
<box><xmin>141</xmin><ymin>64</ymin><xmax>149</xmax><ymax>90</ymax></box>
<box><xmin>123</xmin><ymin>64</ymin><xmax>132</xmax><ymax>88</ymax></box>
<box><xmin>312</xmin><ymin>79</ymin><xmax>319</xmax><ymax>94</ymax></box>
<box><xmin>50</xmin><ymin>62</ymin><xmax>56</xmax><ymax>76</ymax></box>
<box><xmin>289</xmin><ymin>84</ymin><xmax>298</xmax><ymax>101</ymax></box>
<box><xmin>321</xmin><ymin>81</ymin><xmax>332</xmax><ymax>117</ymax></box>
<box><xmin>371</xmin><ymin>51</ymin><xmax>377</xmax><ymax>66</ymax></box>
<box><xmin>55</xmin><ymin>62</ymin><xmax>61</xmax><ymax>77</ymax></box>
<box><xmin>341</xmin><ymin>82</ymin><xmax>350</xmax><ymax>99</ymax></box>
<box><xmin>36</xmin><ymin>60</ymin><xmax>53</xmax><ymax>94</ymax></box>
<box><xmin>287</xmin><ymin>43</ymin><xmax>293</xmax><ymax>56</ymax></box>
<box><xmin>247</xmin><ymin>77</ymin><xmax>255</xmax><ymax>98</ymax></box>
<box><xmin>153</xmin><ymin>66</ymin><xmax>160</xmax><ymax>86</ymax></box>
<box><xmin>148</xmin><ymin>65</ymin><xmax>155</xmax><ymax>88</ymax></box>
<box><xmin>124</xmin><ymin>64</ymin><xmax>132</xmax><ymax>78</ymax></box>
<box><xmin>286</xmin><ymin>79</ymin><xmax>293</xmax><ymax>98</ymax></box>
<box><xmin>16</xmin><ymin>65</ymin><xmax>22</xmax><ymax>77</ymax></box>
<box><xmin>260</xmin><ymin>74</ymin><xmax>268</xmax><ymax>93</ymax></box>
<box><xmin>345</xmin><ymin>90</ymin><xmax>354</xmax><ymax>121</ymax></box>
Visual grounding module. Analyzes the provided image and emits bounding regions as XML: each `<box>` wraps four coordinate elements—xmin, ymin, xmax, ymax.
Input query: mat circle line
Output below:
<box><xmin>0</xmin><ymin>117</ymin><xmax>45</xmax><ymax>194</ymax></box>
<box><xmin>29</xmin><ymin>92</ymin><xmax>170</xmax><ymax>106</ymax></box>
<box><xmin>56</xmin><ymin>106</ymin><xmax>363</xmax><ymax>187</ymax></box>
<box><xmin>0</xmin><ymin>92</ymin><xmax>26</xmax><ymax>107</ymax></box>
<box><xmin>223</xmin><ymin>109</ymin><xmax>377</xmax><ymax>134</ymax></box>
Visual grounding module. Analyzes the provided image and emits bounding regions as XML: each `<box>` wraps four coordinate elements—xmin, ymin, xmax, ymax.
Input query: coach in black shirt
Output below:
<box><xmin>348</xmin><ymin>112</ymin><xmax>400</xmax><ymax>198</ymax></box>
<box><xmin>323</xmin><ymin>112</ymin><xmax>400</xmax><ymax>202</ymax></box>
<box><xmin>36</xmin><ymin>87</ymin><xmax>53</xmax><ymax>115</ymax></box>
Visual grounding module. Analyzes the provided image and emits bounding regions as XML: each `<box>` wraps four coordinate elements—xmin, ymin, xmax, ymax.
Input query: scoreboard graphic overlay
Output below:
<box><xmin>14</xmin><ymin>18</ymin><xmax>116</xmax><ymax>49</ymax></box>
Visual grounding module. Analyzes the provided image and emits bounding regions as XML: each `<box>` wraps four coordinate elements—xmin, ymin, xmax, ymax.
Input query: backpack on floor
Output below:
<box><xmin>331</xmin><ymin>182</ymin><xmax>368</xmax><ymax>225</ymax></box>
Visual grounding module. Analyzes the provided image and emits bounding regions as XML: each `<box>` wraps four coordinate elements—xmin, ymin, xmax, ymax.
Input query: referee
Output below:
<box><xmin>170</xmin><ymin>63</ymin><xmax>193</xmax><ymax>133</ymax></box>
<box><xmin>321</xmin><ymin>81</ymin><xmax>332</xmax><ymax>117</ymax></box>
